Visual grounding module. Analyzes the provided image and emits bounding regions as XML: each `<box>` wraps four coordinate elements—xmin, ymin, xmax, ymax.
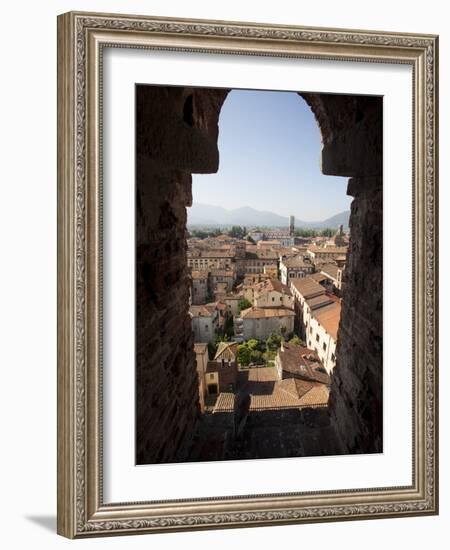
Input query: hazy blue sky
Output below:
<box><xmin>191</xmin><ymin>89</ymin><xmax>351</xmax><ymax>222</ymax></box>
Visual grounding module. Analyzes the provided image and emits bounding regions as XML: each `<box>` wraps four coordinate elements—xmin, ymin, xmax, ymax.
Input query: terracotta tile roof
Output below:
<box><xmin>255</xmin><ymin>278</ymin><xmax>291</xmax><ymax>296</ymax></box>
<box><xmin>281</xmin><ymin>255</ymin><xmax>310</xmax><ymax>268</ymax></box>
<box><xmin>307</xmin><ymin>245</ymin><xmax>348</xmax><ymax>254</ymax></box>
<box><xmin>306</xmin><ymin>294</ymin><xmax>335</xmax><ymax>310</ymax></box>
<box><xmin>320</xmin><ymin>264</ymin><xmax>340</xmax><ymax>280</ymax></box>
<box><xmin>240</xmin><ymin>307</ymin><xmax>295</xmax><ymax>319</ymax></box>
<box><xmin>245</xmin><ymin>250</ymin><xmax>279</xmax><ymax>260</ymax></box>
<box><xmin>309</xmin><ymin>272</ymin><xmax>328</xmax><ymax>283</ymax></box>
<box><xmin>257</xmin><ymin>240</ymin><xmax>281</xmax><ymax>246</ymax></box>
<box><xmin>191</xmin><ymin>270</ymin><xmax>209</xmax><ymax>279</ymax></box>
<box><xmin>213</xmin><ymin>379</ymin><xmax>329</xmax><ymax>413</ymax></box>
<box><xmin>214</xmin><ymin>342</ymin><xmax>239</xmax><ymax>361</ymax></box>
<box><xmin>277</xmin><ymin>344</ymin><xmax>330</xmax><ymax>384</ymax></box>
<box><xmin>189</xmin><ymin>305</ymin><xmax>214</xmax><ymax>317</ymax></box>
<box><xmin>313</xmin><ymin>301</ymin><xmax>341</xmax><ymax>340</ymax></box>
<box><xmin>290</xmin><ymin>278</ymin><xmax>326</xmax><ymax>299</ymax></box>
<box><xmin>196</xmin><ymin>250</ymin><xmax>236</xmax><ymax>258</ymax></box>
<box><xmin>296</xmin><ymin>383</ymin><xmax>330</xmax><ymax>407</ymax></box>
<box><xmin>204</xmin><ymin>301</ymin><xmax>227</xmax><ymax>313</ymax></box>
<box><xmin>249</xmin><ymin>378</ymin><xmax>329</xmax><ymax>410</ymax></box>
<box><xmin>210</xmin><ymin>269</ymin><xmax>235</xmax><ymax>277</ymax></box>
<box><xmin>244</xmin><ymin>366</ymin><xmax>280</xmax><ymax>382</ymax></box>
<box><xmin>213</xmin><ymin>392</ymin><xmax>236</xmax><ymax>413</ymax></box>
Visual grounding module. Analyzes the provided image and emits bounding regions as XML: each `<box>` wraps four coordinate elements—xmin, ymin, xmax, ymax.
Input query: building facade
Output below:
<box><xmin>240</xmin><ymin>307</ymin><xmax>295</xmax><ymax>340</ymax></box>
<box><xmin>279</xmin><ymin>255</ymin><xmax>314</xmax><ymax>285</ymax></box>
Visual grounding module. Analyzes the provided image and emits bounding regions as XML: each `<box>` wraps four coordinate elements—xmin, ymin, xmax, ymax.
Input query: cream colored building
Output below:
<box><xmin>290</xmin><ymin>277</ymin><xmax>341</xmax><ymax>373</ymax></box>
<box><xmin>240</xmin><ymin>307</ymin><xmax>295</xmax><ymax>340</ymax></box>
<box><xmin>306</xmin><ymin>245</ymin><xmax>348</xmax><ymax>262</ymax></box>
<box><xmin>279</xmin><ymin>254</ymin><xmax>314</xmax><ymax>285</ymax></box>
<box><xmin>194</xmin><ymin>343</ymin><xmax>209</xmax><ymax>412</ymax></box>
<box><xmin>253</xmin><ymin>278</ymin><xmax>293</xmax><ymax>309</ymax></box>
<box><xmin>305</xmin><ymin>301</ymin><xmax>341</xmax><ymax>373</ymax></box>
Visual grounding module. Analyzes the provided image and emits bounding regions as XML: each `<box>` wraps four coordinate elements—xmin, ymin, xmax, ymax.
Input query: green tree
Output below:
<box><xmin>238</xmin><ymin>298</ymin><xmax>252</xmax><ymax>312</ymax></box>
<box><xmin>224</xmin><ymin>315</ymin><xmax>234</xmax><ymax>339</ymax></box>
<box><xmin>190</xmin><ymin>229</ymin><xmax>208</xmax><ymax>239</ymax></box>
<box><xmin>266</xmin><ymin>333</ymin><xmax>282</xmax><ymax>351</ymax></box>
<box><xmin>250</xmin><ymin>350</ymin><xmax>263</xmax><ymax>364</ymax></box>
<box><xmin>263</xmin><ymin>349</ymin><xmax>277</xmax><ymax>363</ymax></box>
<box><xmin>288</xmin><ymin>335</ymin><xmax>305</xmax><ymax>346</ymax></box>
<box><xmin>246</xmin><ymin>234</ymin><xmax>256</xmax><ymax>244</ymax></box>
<box><xmin>246</xmin><ymin>338</ymin><xmax>260</xmax><ymax>351</ymax></box>
<box><xmin>237</xmin><ymin>344</ymin><xmax>251</xmax><ymax>366</ymax></box>
<box><xmin>320</xmin><ymin>227</ymin><xmax>334</xmax><ymax>237</ymax></box>
<box><xmin>294</xmin><ymin>228</ymin><xmax>318</xmax><ymax>238</ymax></box>
<box><xmin>228</xmin><ymin>225</ymin><xmax>245</xmax><ymax>239</ymax></box>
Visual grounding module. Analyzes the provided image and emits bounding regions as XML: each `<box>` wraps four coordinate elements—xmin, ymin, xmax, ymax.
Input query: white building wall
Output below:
<box><xmin>242</xmin><ymin>315</ymin><xmax>294</xmax><ymax>340</ymax></box>
<box><xmin>305</xmin><ymin>315</ymin><xmax>337</xmax><ymax>374</ymax></box>
<box><xmin>254</xmin><ymin>290</ymin><xmax>293</xmax><ymax>309</ymax></box>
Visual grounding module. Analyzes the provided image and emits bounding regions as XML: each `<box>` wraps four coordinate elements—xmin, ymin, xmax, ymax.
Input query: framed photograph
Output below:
<box><xmin>57</xmin><ymin>11</ymin><xmax>439</xmax><ymax>538</ymax></box>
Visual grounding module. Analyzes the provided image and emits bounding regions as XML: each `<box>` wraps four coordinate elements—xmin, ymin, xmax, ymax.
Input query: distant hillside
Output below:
<box><xmin>311</xmin><ymin>210</ymin><xmax>350</xmax><ymax>229</ymax></box>
<box><xmin>187</xmin><ymin>203</ymin><xmax>349</xmax><ymax>230</ymax></box>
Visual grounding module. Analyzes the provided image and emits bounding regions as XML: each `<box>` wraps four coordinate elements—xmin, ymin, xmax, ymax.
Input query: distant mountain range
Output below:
<box><xmin>187</xmin><ymin>203</ymin><xmax>350</xmax><ymax>230</ymax></box>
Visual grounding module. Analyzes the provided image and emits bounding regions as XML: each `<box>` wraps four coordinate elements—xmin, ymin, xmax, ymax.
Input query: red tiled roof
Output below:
<box><xmin>214</xmin><ymin>342</ymin><xmax>239</xmax><ymax>361</ymax></box>
<box><xmin>277</xmin><ymin>343</ymin><xmax>330</xmax><ymax>384</ymax></box>
<box><xmin>241</xmin><ymin>307</ymin><xmax>295</xmax><ymax>319</ymax></box>
<box><xmin>189</xmin><ymin>305</ymin><xmax>213</xmax><ymax>317</ymax></box>
<box><xmin>313</xmin><ymin>301</ymin><xmax>341</xmax><ymax>340</ymax></box>
<box><xmin>213</xmin><ymin>378</ymin><xmax>329</xmax><ymax>413</ymax></box>
<box><xmin>191</xmin><ymin>270</ymin><xmax>209</xmax><ymax>279</ymax></box>
<box><xmin>290</xmin><ymin>278</ymin><xmax>326</xmax><ymax>299</ymax></box>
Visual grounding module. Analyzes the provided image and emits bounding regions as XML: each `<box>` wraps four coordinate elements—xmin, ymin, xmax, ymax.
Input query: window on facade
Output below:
<box><xmin>205</xmin><ymin>325</ymin><xmax>209</xmax><ymax>331</ymax></box>
<box><xmin>323</xmin><ymin>342</ymin><xmax>327</xmax><ymax>351</ymax></box>
<box><xmin>316</xmin><ymin>334</ymin><xmax>319</xmax><ymax>342</ymax></box>
<box><xmin>331</xmin><ymin>353</ymin><xmax>336</xmax><ymax>362</ymax></box>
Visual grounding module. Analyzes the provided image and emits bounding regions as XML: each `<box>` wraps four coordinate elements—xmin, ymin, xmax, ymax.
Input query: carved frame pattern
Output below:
<box><xmin>57</xmin><ymin>11</ymin><xmax>438</xmax><ymax>538</ymax></box>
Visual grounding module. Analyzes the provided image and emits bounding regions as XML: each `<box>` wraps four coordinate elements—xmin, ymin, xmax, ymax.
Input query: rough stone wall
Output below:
<box><xmin>136</xmin><ymin>85</ymin><xmax>228</xmax><ymax>464</ymax></box>
<box><xmin>136</xmin><ymin>87</ymin><xmax>383</xmax><ymax>463</ymax></box>
<box><xmin>311</xmin><ymin>95</ymin><xmax>383</xmax><ymax>454</ymax></box>
<box><xmin>329</xmin><ymin>176</ymin><xmax>383</xmax><ymax>453</ymax></box>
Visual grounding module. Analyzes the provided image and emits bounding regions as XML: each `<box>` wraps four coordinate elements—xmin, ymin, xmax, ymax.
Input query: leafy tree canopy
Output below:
<box><xmin>266</xmin><ymin>333</ymin><xmax>282</xmax><ymax>351</ymax></box>
<box><xmin>238</xmin><ymin>298</ymin><xmax>252</xmax><ymax>312</ymax></box>
<box><xmin>288</xmin><ymin>335</ymin><xmax>304</xmax><ymax>346</ymax></box>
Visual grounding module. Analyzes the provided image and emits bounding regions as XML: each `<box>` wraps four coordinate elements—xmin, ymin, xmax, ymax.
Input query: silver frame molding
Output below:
<box><xmin>57</xmin><ymin>11</ymin><xmax>439</xmax><ymax>538</ymax></box>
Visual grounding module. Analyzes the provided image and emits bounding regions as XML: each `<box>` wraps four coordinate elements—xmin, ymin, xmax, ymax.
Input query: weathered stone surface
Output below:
<box><xmin>329</xmin><ymin>176</ymin><xmax>383</xmax><ymax>453</ymax></box>
<box><xmin>135</xmin><ymin>86</ymin><xmax>229</xmax><ymax>464</ymax></box>
<box><xmin>136</xmin><ymin>85</ymin><xmax>383</xmax><ymax>463</ymax></box>
<box><xmin>301</xmin><ymin>94</ymin><xmax>382</xmax><ymax>177</ymax></box>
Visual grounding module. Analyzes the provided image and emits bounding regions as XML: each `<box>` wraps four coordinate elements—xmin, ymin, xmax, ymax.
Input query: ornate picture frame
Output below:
<box><xmin>57</xmin><ymin>11</ymin><xmax>438</xmax><ymax>538</ymax></box>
